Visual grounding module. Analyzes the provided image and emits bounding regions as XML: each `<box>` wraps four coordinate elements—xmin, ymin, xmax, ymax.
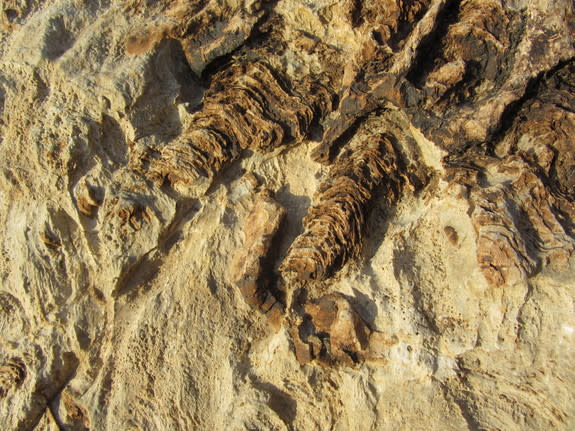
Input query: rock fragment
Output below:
<box><xmin>0</xmin><ymin>357</ymin><xmax>26</xmax><ymax>398</ymax></box>
<box><xmin>291</xmin><ymin>293</ymin><xmax>370</xmax><ymax>366</ymax></box>
<box><xmin>231</xmin><ymin>187</ymin><xmax>286</xmax><ymax>328</ymax></box>
<box><xmin>443</xmin><ymin>225</ymin><xmax>459</xmax><ymax>246</ymax></box>
<box><xmin>75</xmin><ymin>179</ymin><xmax>103</xmax><ymax>218</ymax></box>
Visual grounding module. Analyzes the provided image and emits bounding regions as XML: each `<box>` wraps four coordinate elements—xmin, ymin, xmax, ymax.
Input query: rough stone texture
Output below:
<box><xmin>0</xmin><ymin>0</ymin><xmax>574</xmax><ymax>430</ymax></box>
<box><xmin>231</xmin><ymin>175</ymin><xmax>286</xmax><ymax>327</ymax></box>
<box><xmin>281</xmin><ymin>128</ymin><xmax>407</xmax><ymax>284</ymax></box>
<box><xmin>291</xmin><ymin>293</ymin><xmax>372</xmax><ymax>366</ymax></box>
<box><xmin>142</xmin><ymin>60</ymin><xmax>321</xmax><ymax>195</ymax></box>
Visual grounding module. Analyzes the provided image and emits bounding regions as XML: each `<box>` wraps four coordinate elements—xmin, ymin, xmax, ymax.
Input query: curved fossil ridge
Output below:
<box><xmin>281</xmin><ymin>133</ymin><xmax>401</xmax><ymax>283</ymax></box>
<box><xmin>0</xmin><ymin>357</ymin><xmax>26</xmax><ymax>398</ymax></box>
<box><xmin>149</xmin><ymin>61</ymin><xmax>329</xmax><ymax>194</ymax></box>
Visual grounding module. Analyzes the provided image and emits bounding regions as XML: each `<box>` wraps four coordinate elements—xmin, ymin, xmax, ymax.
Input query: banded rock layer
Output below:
<box><xmin>145</xmin><ymin>61</ymin><xmax>328</xmax><ymax>195</ymax></box>
<box><xmin>0</xmin><ymin>357</ymin><xmax>26</xmax><ymax>399</ymax></box>
<box><xmin>281</xmin><ymin>132</ymin><xmax>405</xmax><ymax>283</ymax></box>
<box><xmin>0</xmin><ymin>0</ymin><xmax>574</xmax><ymax>430</ymax></box>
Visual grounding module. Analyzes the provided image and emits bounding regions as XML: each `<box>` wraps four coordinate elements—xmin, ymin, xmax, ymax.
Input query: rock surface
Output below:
<box><xmin>0</xmin><ymin>0</ymin><xmax>574</xmax><ymax>430</ymax></box>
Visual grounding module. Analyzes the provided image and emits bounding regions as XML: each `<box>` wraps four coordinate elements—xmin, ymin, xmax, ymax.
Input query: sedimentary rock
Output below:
<box><xmin>145</xmin><ymin>61</ymin><xmax>320</xmax><ymax>195</ymax></box>
<box><xmin>291</xmin><ymin>293</ymin><xmax>371</xmax><ymax>366</ymax></box>
<box><xmin>231</xmin><ymin>183</ymin><xmax>286</xmax><ymax>327</ymax></box>
<box><xmin>497</xmin><ymin>60</ymin><xmax>575</xmax><ymax>200</ymax></box>
<box><xmin>311</xmin><ymin>0</ymin><xmax>433</xmax><ymax>162</ymax></box>
<box><xmin>0</xmin><ymin>357</ymin><xmax>26</xmax><ymax>398</ymax></box>
<box><xmin>322</xmin><ymin>0</ymin><xmax>575</xmax><ymax>156</ymax></box>
<box><xmin>1</xmin><ymin>0</ymin><xmax>574</xmax><ymax>430</ymax></box>
<box><xmin>469</xmin><ymin>156</ymin><xmax>575</xmax><ymax>288</ymax></box>
<box><xmin>125</xmin><ymin>0</ymin><xmax>265</xmax><ymax>75</ymax></box>
<box><xmin>281</xmin><ymin>132</ymin><xmax>404</xmax><ymax>283</ymax></box>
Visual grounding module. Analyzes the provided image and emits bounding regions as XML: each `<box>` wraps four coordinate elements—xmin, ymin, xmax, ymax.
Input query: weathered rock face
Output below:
<box><xmin>230</xmin><ymin>175</ymin><xmax>286</xmax><ymax>327</ymax></box>
<box><xmin>1</xmin><ymin>0</ymin><xmax>574</xmax><ymax>430</ymax></box>
<box><xmin>291</xmin><ymin>293</ymin><xmax>372</xmax><ymax>366</ymax></box>
<box><xmin>143</xmin><ymin>60</ymin><xmax>323</xmax><ymax>195</ymax></box>
<box><xmin>281</xmin><ymin>129</ymin><xmax>407</xmax><ymax>284</ymax></box>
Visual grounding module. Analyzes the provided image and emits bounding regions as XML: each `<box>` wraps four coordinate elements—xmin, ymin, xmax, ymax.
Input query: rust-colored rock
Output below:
<box><xmin>2</xmin><ymin>0</ymin><xmax>575</xmax><ymax>429</ymax></box>
<box><xmin>470</xmin><ymin>156</ymin><xmax>575</xmax><ymax>288</ymax></box>
<box><xmin>413</xmin><ymin>0</ymin><xmax>517</xmax><ymax>106</ymax></box>
<box><xmin>498</xmin><ymin>60</ymin><xmax>575</xmax><ymax>200</ymax></box>
<box><xmin>125</xmin><ymin>0</ymin><xmax>263</xmax><ymax>75</ymax></box>
<box><xmin>0</xmin><ymin>357</ymin><xmax>26</xmax><ymax>398</ymax></box>
<box><xmin>75</xmin><ymin>180</ymin><xmax>103</xmax><ymax>218</ymax></box>
<box><xmin>462</xmin><ymin>60</ymin><xmax>575</xmax><ymax>288</ymax></box>
<box><xmin>360</xmin><ymin>0</ymin><xmax>430</xmax><ymax>43</ymax></box>
<box><xmin>444</xmin><ymin>225</ymin><xmax>459</xmax><ymax>246</ymax></box>
<box><xmin>57</xmin><ymin>388</ymin><xmax>90</xmax><ymax>430</ymax></box>
<box><xmin>231</xmin><ymin>188</ymin><xmax>286</xmax><ymax>328</ymax></box>
<box><xmin>292</xmin><ymin>293</ymin><xmax>370</xmax><ymax>366</ymax></box>
<box><xmin>147</xmin><ymin>61</ymin><xmax>321</xmax><ymax>195</ymax></box>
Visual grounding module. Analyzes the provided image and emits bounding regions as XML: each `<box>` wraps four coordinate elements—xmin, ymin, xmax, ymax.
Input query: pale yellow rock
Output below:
<box><xmin>0</xmin><ymin>1</ymin><xmax>574</xmax><ymax>430</ymax></box>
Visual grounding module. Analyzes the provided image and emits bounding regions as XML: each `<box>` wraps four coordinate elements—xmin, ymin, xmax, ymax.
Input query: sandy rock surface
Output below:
<box><xmin>0</xmin><ymin>0</ymin><xmax>574</xmax><ymax>429</ymax></box>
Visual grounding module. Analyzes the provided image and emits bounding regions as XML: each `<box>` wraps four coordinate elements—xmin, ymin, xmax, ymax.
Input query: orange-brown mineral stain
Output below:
<box><xmin>444</xmin><ymin>225</ymin><xmax>459</xmax><ymax>245</ymax></box>
<box><xmin>125</xmin><ymin>30</ymin><xmax>162</xmax><ymax>55</ymax></box>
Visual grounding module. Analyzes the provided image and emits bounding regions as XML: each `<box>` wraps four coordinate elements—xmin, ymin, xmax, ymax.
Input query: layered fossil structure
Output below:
<box><xmin>145</xmin><ymin>61</ymin><xmax>324</xmax><ymax>195</ymax></box>
<box><xmin>281</xmin><ymin>131</ymin><xmax>405</xmax><ymax>283</ymax></box>
<box><xmin>1</xmin><ymin>0</ymin><xmax>574</xmax><ymax>430</ymax></box>
<box><xmin>0</xmin><ymin>357</ymin><xmax>26</xmax><ymax>399</ymax></box>
<box><xmin>470</xmin><ymin>156</ymin><xmax>575</xmax><ymax>288</ymax></box>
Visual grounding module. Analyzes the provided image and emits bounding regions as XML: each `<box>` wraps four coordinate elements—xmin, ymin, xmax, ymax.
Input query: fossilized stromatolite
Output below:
<box><xmin>1</xmin><ymin>0</ymin><xmax>575</xmax><ymax>429</ymax></box>
<box><xmin>144</xmin><ymin>60</ymin><xmax>330</xmax><ymax>195</ymax></box>
<box><xmin>281</xmin><ymin>131</ymin><xmax>406</xmax><ymax>283</ymax></box>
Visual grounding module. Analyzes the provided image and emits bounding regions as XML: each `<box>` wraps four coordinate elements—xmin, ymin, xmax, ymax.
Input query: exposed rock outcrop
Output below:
<box><xmin>231</xmin><ymin>178</ymin><xmax>286</xmax><ymax>327</ymax></box>
<box><xmin>470</xmin><ymin>156</ymin><xmax>574</xmax><ymax>288</ymax></box>
<box><xmin>290</xmin><ymin>293</ymin><xmax>371</xmax><ymax>366</ymax></box>
<box><xmin>281</xmin><ymin>131</ymin><xmax>405</xmax><ymax>283</ymax></box>
<box><xmin>1</xmin><ymin>0</ymin><xmax>574</xmax><ymax>430</ymax></box>
<box><xmin>144</xmin><ymin>61</ymin><xmax>325</xmax><ymax>195</ymax></box>
<box><xmin>0</xmin><ymin>357</ymin><xmax>26</xmax><ymax>398</ymax></box>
